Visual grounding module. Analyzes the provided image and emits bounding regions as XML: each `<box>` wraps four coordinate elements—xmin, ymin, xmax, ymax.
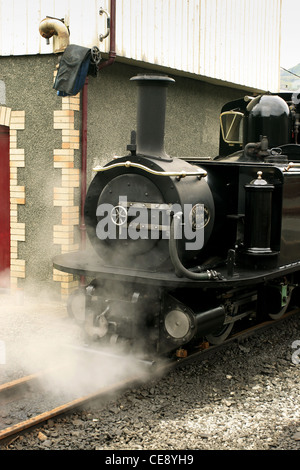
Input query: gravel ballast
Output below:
<box><xmin>0</xmin><ymin>292</ymin><xmax>300</xmax><ymax>451</ymax></box>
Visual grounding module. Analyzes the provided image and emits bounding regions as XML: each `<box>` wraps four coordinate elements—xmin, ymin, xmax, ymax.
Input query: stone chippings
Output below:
<box><xmin>2</xmin><ymin>305</ymin><xmax>300</xmax><ymax>451</ymax></box>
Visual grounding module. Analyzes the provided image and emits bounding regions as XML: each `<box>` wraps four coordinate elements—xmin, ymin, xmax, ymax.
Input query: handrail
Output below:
<box><xmin>99</xmin><ymin>7</ymin><xmax>110</xmax><ymax>41</ymax></box>
<box><xmin>93</xmin><ymin>160</ymin><xmax>207</xmax><ymax>179</ymax></box>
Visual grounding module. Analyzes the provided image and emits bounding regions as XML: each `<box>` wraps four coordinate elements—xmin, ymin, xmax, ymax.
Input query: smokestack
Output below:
<box><xmin>130</xmin><ymin>74</ymin><xmax>175</xmax><ymax>160</ymax></box>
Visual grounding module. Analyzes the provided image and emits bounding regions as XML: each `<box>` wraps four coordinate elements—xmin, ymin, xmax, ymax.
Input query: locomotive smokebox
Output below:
<box><xmin>130</xmin><ymin>74</ymin><xmax>175</xmax><ymax>160</ymax></box>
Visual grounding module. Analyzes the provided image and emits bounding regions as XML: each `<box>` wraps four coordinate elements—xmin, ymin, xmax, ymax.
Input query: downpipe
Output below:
<box><xmin>80</xmin><ymin>0</ymin><xmax>116</xmax><ymax>284</ymax></box>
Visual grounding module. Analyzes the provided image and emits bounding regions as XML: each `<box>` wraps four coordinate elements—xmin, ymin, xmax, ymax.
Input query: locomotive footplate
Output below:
<box><xmin>55</xmin><ymin>248</ymin><xmax>300</xmax><ymax>355</ymax></box>
<box><xmin>53</xmin><ymin>249</ymin><xmax>300</xmax><ymax>288</ymax></box>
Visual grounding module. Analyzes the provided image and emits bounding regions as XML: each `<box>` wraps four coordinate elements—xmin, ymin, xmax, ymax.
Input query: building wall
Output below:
<box><xmin>0</xmin><ymin>54</ymin><xmax>250</xmax><ymax>297</ymax></box>
<box><xmin>0</xmin><ymin>0</ymin><xmax>282</xmax><ymax>92</ymax></box>
<box><xmin>86</xmin><ymin>61</ymin><xmax>247</xmax><ymax>175</ymax></box>
<box><xmin>114</xmin><ymin>0</ymin><xmax>282</xmax><ymax>92</ymax></box>
<box><xmin>0</xmin><ymin>54</ymin><xmax>80</xmax><ymax>297</ymax></box>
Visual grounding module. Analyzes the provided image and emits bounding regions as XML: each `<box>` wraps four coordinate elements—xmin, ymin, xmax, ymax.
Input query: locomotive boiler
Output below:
<box><xmin>54</xmin><ymin>74</ymin><xmax>300</xmax><ymax>359</ymax></box>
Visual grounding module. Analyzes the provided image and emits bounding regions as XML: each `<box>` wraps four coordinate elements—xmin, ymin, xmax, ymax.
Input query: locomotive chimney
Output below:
<box><xmin>130</xmin><ymin>74</ymin><xmax>175</xmax><ymax>160</ymax></box>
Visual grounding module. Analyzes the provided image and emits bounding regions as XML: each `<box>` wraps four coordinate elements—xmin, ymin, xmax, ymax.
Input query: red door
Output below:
<box><xmin>0</xmin><ymin>125</ymin><xmax>10</xmax><ymax>288</ymax></box>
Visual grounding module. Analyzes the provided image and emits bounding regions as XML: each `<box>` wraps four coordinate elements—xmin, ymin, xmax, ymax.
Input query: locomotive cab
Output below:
<box><xmin>216</xmin><ymin>92</ymin><xmax>300</xmax><ymax>270</ymax></box>
<box><xmin>219</xmin><ymin>92</ymin><xmax>299</xmax><ymax>158</ymax></box>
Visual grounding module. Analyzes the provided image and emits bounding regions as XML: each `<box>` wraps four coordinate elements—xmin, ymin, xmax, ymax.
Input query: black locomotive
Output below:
<box><xmin>54</xmin><ymin>74</ymin><xmax>300</xmax><ymax>359</ymax></box>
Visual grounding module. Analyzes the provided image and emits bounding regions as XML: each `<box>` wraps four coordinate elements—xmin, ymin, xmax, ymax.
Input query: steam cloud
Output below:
<box><xmin>0</xmin><ymin>277</ymin><xmax>151</xmax><ymax>405</ymax></box>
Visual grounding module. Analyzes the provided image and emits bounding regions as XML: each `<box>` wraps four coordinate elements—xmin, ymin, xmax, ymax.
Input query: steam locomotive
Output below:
<box><xmin>54</xmin><ymin>74</ymin><xmax>300</xmax><ymax>359</ymax></box>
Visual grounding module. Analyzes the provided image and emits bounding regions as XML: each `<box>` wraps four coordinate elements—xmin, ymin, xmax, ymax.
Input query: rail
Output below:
<box><xmin>0</xmin><ymin>367</ymin><xmax>146</xmax><ymax>444</ymax></box>
<box><xmin>0</xmin><ymin>308</ymin><xmax>299</xmax><ymax>446</ymax></box>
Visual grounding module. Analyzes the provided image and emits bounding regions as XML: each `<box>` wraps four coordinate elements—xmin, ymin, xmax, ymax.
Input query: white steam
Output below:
<box><xmin>0</xmin><ymin>283</ymin><xmax>151</xmax><ymax>405</ymax></box>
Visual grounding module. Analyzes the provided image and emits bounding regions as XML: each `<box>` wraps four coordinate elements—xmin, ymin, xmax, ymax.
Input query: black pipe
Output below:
<box><xmin>169</xmin><ymin>212</ymin><xmax>220</xmax><ymax>280</ymax></box>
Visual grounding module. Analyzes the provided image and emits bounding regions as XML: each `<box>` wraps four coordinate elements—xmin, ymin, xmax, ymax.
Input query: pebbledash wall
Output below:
<box><xmin>0</xmin><ymin>54</ymin><xmax>81</xmax><ymax>299</ymax></box>
<box><xmin>0</xmin><ymin>54</ymin><xmax>249</xmax><ymax>299</ymax></box>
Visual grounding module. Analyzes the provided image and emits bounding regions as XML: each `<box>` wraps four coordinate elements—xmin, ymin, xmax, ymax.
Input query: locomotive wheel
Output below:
<box><xmin>205</xmin><ymin>322</ymin><xmax>234</xmax><ymax>345</ymax></box>
<box><xmin>267</xmin><ymin>286</ymin><xmax>294</xmax><ymax>321</ymax></box>
<box><xmin>268</xmin><ymin>291</ymin><xmax>292</xmax><ymax>320</ymax></box>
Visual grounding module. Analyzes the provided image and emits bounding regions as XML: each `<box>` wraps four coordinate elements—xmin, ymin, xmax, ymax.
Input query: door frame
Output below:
<box><xmin>0</xmin><ymin>124</ymin><xmax>10</xmax><ymax>287</ymax></box>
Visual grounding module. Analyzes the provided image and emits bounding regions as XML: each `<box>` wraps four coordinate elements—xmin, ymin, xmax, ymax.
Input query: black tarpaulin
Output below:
<box><xmin>53</xmin><ymin>44</ymin><xmax>92</xmax><ymax>96</ymax></box>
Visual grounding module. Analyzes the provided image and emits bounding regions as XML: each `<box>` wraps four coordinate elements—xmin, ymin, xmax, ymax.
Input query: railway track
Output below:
<box><xmin>0</xmin><ymin>308</ymin><xmax>298</xmax><ymax>447</ymax></box>
<box><xmin>0</xmin><ymin>350</ymin><xmax>154</xmax><ymax>446</ymax></box>
<box><xmin>0</xmin><ymin>369</ymin><xmax>143</xmax><ymax>444</ymax></box>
